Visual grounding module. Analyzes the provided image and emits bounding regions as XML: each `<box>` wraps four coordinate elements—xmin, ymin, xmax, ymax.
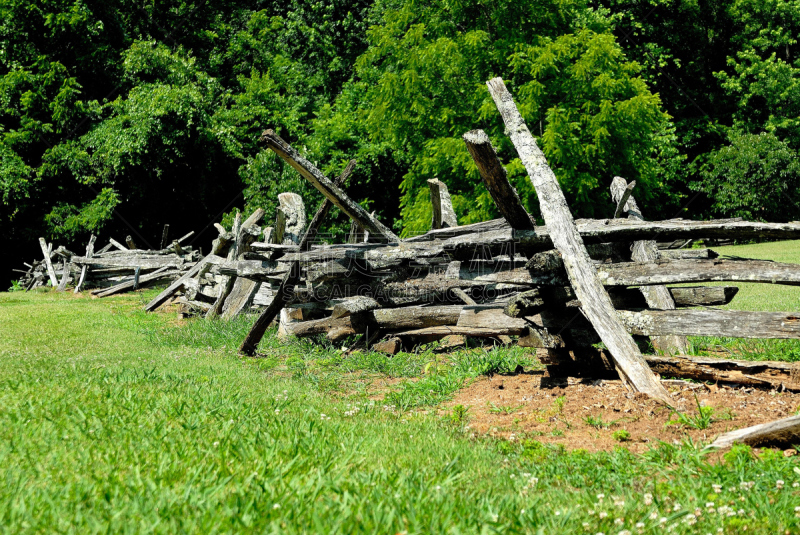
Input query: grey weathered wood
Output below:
<box><xmin>487</xmin><ymin>77</ymin><xmax>670</xmax><ymax>402</ymax></box>
<box><xmin>109</xmin><ymin>238</ymin><xmax>128</xmax><ymax>251</ymax></box>
<box><xmin>452</xmin><ymin>287</ymin><xmax>477</xmax><ymax>305</ymax></box>
<box><xmin>126</xmin><ymin>236</ymin><xmax>137</xmax><ymax>250</ymax></box>
<box><xmin>274</xmin><ymin>208</ymin><xmax>287</xmax><ymax>245</ymax></box>
<box><xmin>177</xmin><ymin>231</ymin><xmax>195</xmax><ymax>244</ymax></box>
<box><xmin>263</xmin><ymin>226</ymin><xmax>275</xmax><ymax>244</ymax></box>
<box><xmin>96</xmin><ymin>242</ymin><xmax>114</xmax><ymax>255</ymax></box>
<box><xmin>331</xmin><ymin>296</ymin><xmax>381</xmax><ymax>319</ymax></box>
<box><xmin>442</xmin><ymin>218</ymin><xmax>800</xmax><ymax>255</ymax></box>
<box><xmin>278</xmin><ymin>193</ymin><xmax>306</xmax><ymax>245</ymax></box>
<box><xmin>427</xmin><ymin>178</ymin><xmax>458</xmax><ymax>230</ymax></box>
<box><xmin>208</xmin><ymin>212</ymin><xmax>242</xmax><ymax>318</ymax></box>
<box><xmin>463</xmin><ymin>129</ymin><xmax>535</xmax><ymax>230</ymax></box>
<box><xmin>239</xmin><ymin>160</ymin><xmax>357</xmax><ymax>355</ymax></box>
<box><xmin>710</xmin><ymin>415</ymin><xmax>800</xmax><ymax>449</ymax></box>
<box><xmin>221</xmin><ymin>279</ymin><xmax>261</xmax><ymax>319</ymax></box>
<box><xmin>172</xmin><ymin>240</ymin><xmax>184</xmax><ymax>255</ymax></box>
<box><xmin>132</xmin><ymin>267</ymin><xmax>141</xmax><ymax>290</ymax></box>
<box><xmin>56</xmin><ymin>261</ymin><xmax>73</xmax><ymax>291</ymax></box>
<box><xmin>160</xmin><ymin>224</ymin><xmax>170</xmax><ymax>249</ymax></box>
<box><xmin>94</xmin><ymin>266</ymin><xmax>176</xmax><ymax>297</ymax></box>
<box><xmin>616</xmin><ymin>309</ymin><xmax>800</xmax><ymax>339</ymax></box>
<box><xmin>71</xmin><ymin>255</ymin><xmax>184</xmax><ymax>269</ymax></box>
<box><xmin>38</xmin><ymin>238</ymin><xmax>59</xmax><ymax>287</ymax></box>
<box><xmin>260</xmin><ymin>130</ymin><xmax>398</xmax><ymax>242</ymax></box>
<box><xmin>143</xmin><ymin>255</ymin><xmax>224</xmax><ymax>311</ymax></box>
<box><xmin>348</xmin><ymin>219</ymin><xmax>366</xmax><ymax>244</ymax></box>
<box><xmin>613</xmin><ymin>180</ymin><xmax>636</xmax><ymax>218</ymax></box>
<box><xmin>612</xmin><ymin>176</ymin><xmax>688</xmax><ymax>355</ymax></box>
<box><xmin>659</xmin><ymin>248</ymin><xmax>718</xmax><ymax>260</ymax></box>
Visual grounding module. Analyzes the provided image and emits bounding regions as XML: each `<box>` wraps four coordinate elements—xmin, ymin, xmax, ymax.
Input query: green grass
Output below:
<box><xmin>0</xmin><ymin>283</ymin><xmax>799</xmax><ymax>532</ymax></box>
<box><xmin>680</xmin><ymin>239</ymin><xmax>800</xmax><ymax>361</ymax></box>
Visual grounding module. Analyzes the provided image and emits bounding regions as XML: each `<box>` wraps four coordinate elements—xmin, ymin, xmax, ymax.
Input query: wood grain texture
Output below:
<box><xmin>427</xmin><ymin>179</ymin><xmax>458</xmax><ymax>229</ymax></box>
<box><xmin>38</xmin><ymin>238</ymin><xmax>59</xmax><ymax>286</ymax></box>
<box><xmin>487</xmin><ymin>77</ymin><xmax>669</xmax><ymax>403</ymax></box>
<box><xmin>143</xmin><ymin>255</ymin><xmax>224</xmax><ymax>311</ymax></box>
<box><xmin>463</xmin><ymin>129</ymin><xmax>535</xmax><ymax>231</ymax></box>
<box><xmin>710</xmin><ymin>415</ymin><xmax>800</xmax><ymax>448</ymax></box>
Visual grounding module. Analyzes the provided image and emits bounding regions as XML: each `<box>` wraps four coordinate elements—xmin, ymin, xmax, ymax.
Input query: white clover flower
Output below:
<box><xmin>599</xmin><ymin>511</ymin><xmax>608</xmax><ymax>519</ymax></box>
<box><xmin>659</xmin><ymin>517</ymin><xmax>667</xmax><ymax>524</ymax></box>
<box><xmin>776</xmin><ymin>480</ymin><xmax>785</xmax><ymax>489</ymax></box>
<box><xmin>275</xmin><ymin>409</ymin><xmax>280</xmax><ymax>414</ymax></box>
<box><xmin>614</xmin><ymin>517</ymin><xmax>623</xmax><ymax>525</ymax></box>
<box><xmin>618</xmin><ymin>530</ymin><xmax>632</xmax><ymax>535</ymax></box>
<box><xmin>521</xmin><ymin>509</ymin><xmax>525</xmax><ymax>515</ymax></box>
<box><xmin>643</xmin><ymin>493</ymin><xmax>653</xmax><ymax>505</ymax></box>
<box><xmin>649</xmin><ymin>512</ymin><xmax>658</xmax><ymax>520</ymax></box>
<box><xmin>272</xmin><ymin>503</ymin><xmax>280</xmax><ymax>509</ymax></box>
<box><xmin>597</xmin><ymin>493</ymin><xmax>605</xmax><ymax>500</ymax></box>
<box><xmin>793</xmin><ymin>482</ymin><xmax>799</xmax><ymax>488</ymax></box>
<box><xmin>706</xmin><ymin>502</ymin><xmax>715</xmax><ymax>508</ymax></box>
<box><xmin>712</xmin><ymin>484</ymin><xmax>722</xmax><ymax>493</ymax></box>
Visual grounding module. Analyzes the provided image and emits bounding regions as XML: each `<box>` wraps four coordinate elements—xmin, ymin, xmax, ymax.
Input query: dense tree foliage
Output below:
<box><xmin>1</xmin><ymin>0</ymin><xmax>799</xmax><ymax>285</ymax></box>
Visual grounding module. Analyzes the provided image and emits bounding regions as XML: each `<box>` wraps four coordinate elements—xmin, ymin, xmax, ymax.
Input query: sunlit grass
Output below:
<box><xmin>0</xmin><ymin>277</ymin><xmax>799</xmax><ymax>532</ymax></box>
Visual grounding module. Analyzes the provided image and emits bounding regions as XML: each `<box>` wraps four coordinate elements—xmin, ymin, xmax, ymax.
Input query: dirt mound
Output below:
<box><xmin>445</xmin><ymin>371</ymin><xmax>799</xmax><ymax>453</ymax></box>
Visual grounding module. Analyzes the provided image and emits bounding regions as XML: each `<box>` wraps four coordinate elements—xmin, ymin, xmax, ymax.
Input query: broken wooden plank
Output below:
<box><xmin>177</xmin><ymin>230</ymin><xmax>194</xmax><ymax>244</ymax></box>
<box><xmin>94</xmin><ymin>266</ymin><xmax>176</xmax><ymax>297</ymax></box>
<box><xmin>612</xmin><ymin>176</ymin><xmax>687</xmax><ymax>355</ymax></box>
<box><xmin>710</xmin><ymin>415</ymin><xmax>800</xmax><ymax>449</ymax></box>
<box><xmin>463</xmin><ymin>129</ymin><xmax>534</xmax><ymax>230</ymax></box>
<box><xmin>427</xmin><ymin>178</ymin><xmax>458</xmax><ymax>230</ymax></box>
<box><xmin>73</xmin><ymin>234</ymin><xmax>97</xmax><ymax>294</ymax></box>
<box><xmin>71</xmin><ymin>255</ymin><xmax>184</xmax><ymax>269</ymax></box>
<box><xmin>38</xmin><ymin>238</ymin><xmax>59</xmax><ymax>287</ymax></box>
<box><xmin>487</xmin><ymin>77</ymin><xmax>669</xmax><ymax>402</ymax></box>
<box><xmin>659</xmin><ymin>248</ymin><xmax>718</xmax><ymax>260</ymax></box>
<box><xmin>109</xmin><ymin>238</ymin><xmax>128</xmax><ymax>251</ymax></box>
<box><xmin>143</xmin><ymin>255</ymin><xmax>224</xmax><ymax>311</ymax></box>
<box><xmin>260</xmin><ymin>130</ymin><xmax>398</xmax><ymax>242</ymax></box>
<box><xmin>331</xmin><ymin>296</ymin><xmax>381</xmax><ymax>319</ymax></box>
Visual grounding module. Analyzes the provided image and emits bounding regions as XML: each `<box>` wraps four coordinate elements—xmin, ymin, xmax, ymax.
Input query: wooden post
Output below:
<box><xmin>38</xmin><ymin>238</ymin><xmax>58</xmax><ymax>287</ymax></box>
<box><xmin>74</xmin><ymin>234</ymin><xmax>96</xmax><ymax>293</ymax></box>
<box><xmin>486</xmin><ymin>77</ymin><xmax>670</xmax><ymax>403</ymax></box>
<box><xmin>463</xmin><ymin>129</ymin><xmax>535</xmax><ymax>230</ymax></box>
<box><xmin>611</xmin><ymin>176</ymin><xmax>688</xmax><ymax>355</ymax></box>
<box><xmin>260</xmin><ymin>130</ymin><xmax>398</xmax><ymax>242</ymax></box>
<box><xmin>239</xmin><ymin>161</ymin><xmax>357</xmax><ymax>356</ymax></box>
<box><xmin>160</xmin><ymin>224</ymin><xmax>170</xmax><ymax>249</ymax></box>
<box><xmin>133</xmin><ymin>267</ymin><xmax>141</xmax><ymax>291</ymax></box>
<box><xmin>207</xmin><ymin>212</ymin><xmax>241</xmax><ymax>318</ymax></box>
<box><xmin>613</xmin><ymin>180</ymin><xmax>636</xmax><ymax>219</ymax></box>
<box><xmin>125</xmin><ymin>236</ymin><xmax>137</xmax><ymax>250</ymax></box>
<box><xmin>277</xmin><ymin>193</ymin><xmax>306</xmax><ymax>245</ymax></box>
<box><xmin>427</xmin><ymin>179</ymin><xmax>458</xmax><ymax>229</ymax></box>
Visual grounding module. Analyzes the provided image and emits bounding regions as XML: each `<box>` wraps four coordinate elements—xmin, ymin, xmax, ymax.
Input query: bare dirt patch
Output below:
<box><xmin>445</xmin><ymin>371</ymin><xmax>800</xmax><ymax>453</ymax></box>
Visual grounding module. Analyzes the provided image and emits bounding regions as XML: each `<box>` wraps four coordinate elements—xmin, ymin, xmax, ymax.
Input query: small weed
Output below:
<box><xmin>447</xmin><ymin>404</ymin><xmax>470</xmax><ymax>426</ymax></box>
<box><xmin>487</xmin><ymin>401</ymin><xmax>523</xmax><ymax>414</ymax></box>
<box><xmin>584</xmin><ymin>415</ymin><xmax>611</xmax><ymax>429</ymax></box>
<box><xmin>552</xmin><ymin>395</ymin><xmax>566</xmax><ymax>415</ymax></box>
<box><xmin>612</xmin><ymin>429</ymin><xmax>632</xmax><ymax>442</ymax></box>
<box><xmin>7</xmin><ymin>280</ymin><xmax>24</xmax><ymax>292</ymax></box>
<box><xmin>667</xmin><ymin>394</ymin><xmax>717</xmax><ymax>430</ymax></box>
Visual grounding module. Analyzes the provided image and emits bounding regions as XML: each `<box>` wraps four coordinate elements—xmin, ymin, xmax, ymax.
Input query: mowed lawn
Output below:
<box><xmin>1</xmin><ymin>242</ymin><xmax>799</xmax><ymax>533</ymax></box>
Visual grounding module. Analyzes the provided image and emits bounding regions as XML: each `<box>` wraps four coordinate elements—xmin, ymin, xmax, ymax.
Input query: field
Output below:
<box><xmin>1</xmin><ymin>242</ymin><xmax>799</xmax><ymax>533</ymax></box>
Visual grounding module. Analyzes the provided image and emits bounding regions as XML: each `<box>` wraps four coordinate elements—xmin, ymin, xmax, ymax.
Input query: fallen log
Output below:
<box><xmin>539</xmin><ymin>349</ymin><xmax>800</xmax><ymax>390</ymax></box>
<box><xmin>709</xmin><ymin>415</ymin><xmax>800</xmax><ymax>448</ymax></box>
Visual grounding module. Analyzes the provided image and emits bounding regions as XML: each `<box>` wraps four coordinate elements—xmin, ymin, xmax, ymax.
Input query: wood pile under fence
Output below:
<box><xmin>16</xmin><ymin>77</ymin><xmax>800</xmax><ymax>403</ymax></box>
<box><xmin>16</xmin><ymin>229</ymin><xmax>200</xmax><ymax>295</ymax></box>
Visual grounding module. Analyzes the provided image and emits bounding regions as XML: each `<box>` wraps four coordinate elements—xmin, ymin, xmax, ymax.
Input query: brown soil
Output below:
<box><xmin>444</xmin><ymin>371</ymin><xmax>800</xmax><ymax>453</ymax></box>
